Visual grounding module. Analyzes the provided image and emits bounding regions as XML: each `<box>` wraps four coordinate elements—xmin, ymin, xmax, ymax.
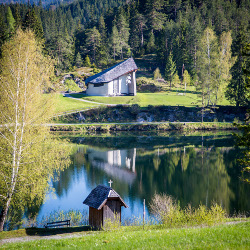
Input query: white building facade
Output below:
<box><xmin>85</xmin><ymin>58</ymin><xmax>137</xmax><ymax>96</ymax></box>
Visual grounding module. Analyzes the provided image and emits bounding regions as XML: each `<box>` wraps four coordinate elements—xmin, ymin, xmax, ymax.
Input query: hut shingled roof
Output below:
<box><xmin>83</xmin><ymin>184</ymin><xmax>128</xmax><ymax>210</ymax></box>
<box><xmin>85</xmin><ymin>58</ymin><xmax>138</xmax><ymax>84</ymax></box>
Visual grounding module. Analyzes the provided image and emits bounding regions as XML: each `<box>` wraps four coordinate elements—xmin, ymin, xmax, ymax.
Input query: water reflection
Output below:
<box><xmin>40</xmin><ymin>133</ymin><xmax>250</xmax><ymax>221</ymax></box>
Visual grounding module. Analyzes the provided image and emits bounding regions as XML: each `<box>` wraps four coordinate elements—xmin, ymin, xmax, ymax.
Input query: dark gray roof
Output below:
<box><xmin>85</xmin><ymin>58</ymin><xmax>138</xmax><ymax>84</ymax></box>
<box><xmin>83</xmin><ymin>184</ymin><xmax>128</xmax><ymax>210</ymax></box>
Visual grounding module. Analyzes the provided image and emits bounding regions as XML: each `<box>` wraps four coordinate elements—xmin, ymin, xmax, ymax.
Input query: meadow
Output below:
<box><xmin>1</xmin><ymin>222</ymin><xmax>249</xmax><ymax>249</ymax></box>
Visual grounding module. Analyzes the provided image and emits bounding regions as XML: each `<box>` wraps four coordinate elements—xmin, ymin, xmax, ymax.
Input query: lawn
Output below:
<box><xmin>1</xmin><ymin>222</ymin><xmax>249</xmax><ymax>249</ymax></box>
<box><xmin>70</xmin><ymin>86</ymin><xmax>231</xmax><ymax>107</ymax></box>
<box><xmin>52</xmin><ymin>94</ymin><xmax>98</xmax><ymax>114</ymax></box>
<box><xmin>70</xmin><ymin>92</ymin><xmax>199</xmax><ymax>106</ymax></box>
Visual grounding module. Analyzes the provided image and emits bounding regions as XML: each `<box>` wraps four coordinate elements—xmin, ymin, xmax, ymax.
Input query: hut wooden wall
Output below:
<box><xmin>89</xmin><ymin>207</ymin><xmax>103</xmax><ymax>229</ymax></box>
<box><xmin>103</xmin><ymin>199</ymin><xmax>121</xmax><ymax>227</ymax></box>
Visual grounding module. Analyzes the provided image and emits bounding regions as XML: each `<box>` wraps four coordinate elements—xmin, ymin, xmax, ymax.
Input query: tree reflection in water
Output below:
<box><xmin>51</xmin><ymin>132</ymin><xmax>250</xmax><ymax>217</ymax></box>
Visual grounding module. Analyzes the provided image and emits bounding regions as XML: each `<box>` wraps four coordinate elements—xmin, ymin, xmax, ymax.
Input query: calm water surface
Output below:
<box><xmin>38</xmin><ymin>131</ymin><xmax>250</xmax><ymax>222</ymax></box>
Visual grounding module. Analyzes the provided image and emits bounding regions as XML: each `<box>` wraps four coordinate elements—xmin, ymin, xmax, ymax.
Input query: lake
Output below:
<box><xmin>37</xmin><ymin>131</ymin><xmax>250</xmax><ymax>223</ymax></box>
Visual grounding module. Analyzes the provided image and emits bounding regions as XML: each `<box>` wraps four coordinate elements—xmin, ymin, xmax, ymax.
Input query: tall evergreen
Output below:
<box><xmin>226</xmin><ymin>25</ymin><xmax>249</xmax><ymax>107</ymax></box>
<box><xmin>165</xmin><ymin>52</ymin><xmax>176</xmax><ymax>90</ymax></box>
<box><xmin>23</xmin><ymin>9</ymin><xmax>44</xmax><ymax>41</ymax></box>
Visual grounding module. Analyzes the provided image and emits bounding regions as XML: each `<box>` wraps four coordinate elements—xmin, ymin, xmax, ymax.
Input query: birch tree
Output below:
<box><xmin>197</xmin><ymin>27</ymin><xmax>218</xmax><ymax>107</ymax></box>
<box><xmin>183</xmin><ymin>70</ymin><xmax>191</xmax><ymax>95</ymax></box>
<box><xmin>215</xmin><ymin>31</ymin><xmax>234</xmax><ymax>105</ymax></box>
<box><xmin>0</xmin><ymin>29</ymin><xmax>70</xmax><ymax>231</ymax></box>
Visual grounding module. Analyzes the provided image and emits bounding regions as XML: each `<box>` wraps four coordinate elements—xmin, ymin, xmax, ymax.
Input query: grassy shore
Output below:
<box><xmin>1</xmin><ymin>222</ymin><xmax>249</xmax><ymax>249</ymax></box>
<box><xmin>50</xmin><ymin>122</ymin><xmax>236</xmax><ymax>132</ymax></box>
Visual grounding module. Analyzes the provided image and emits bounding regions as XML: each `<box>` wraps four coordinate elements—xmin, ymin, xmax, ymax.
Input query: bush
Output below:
<box><xmin>64</xmin><ymin>79</ymin><xmax>82</xmax><ymax>92</ymax></box>
<box><xmin>150</xmin><ymin>193</ymin><xmax>226</xmax><ymax>227</ymax></box>
<box><xmin>40</xmin><ymin>209</ymin><xmax>88</xmax><ymax>227</ymax></box>
<box><xmin>130</xmin><ymin>104</ymin><xmax>140</xmax><ymax>115</ymax></box>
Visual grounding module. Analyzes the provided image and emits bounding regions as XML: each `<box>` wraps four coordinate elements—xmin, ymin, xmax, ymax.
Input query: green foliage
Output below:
<box><xmin>40</xmin><ymin>210</ymin><xmax>88</xmax><ymax>227</ymax></box>
<box><xmin>0</xmin><ymin>29</ymin><xmax>71</xmax><ymax>231</ymax></box>
<box><xmin>172</xmin><ymin>73</ymin><xmax>180</xmax><ymax>87</ymax></box>
<box><xmin>153</xmin><ymin>67</ymin><xmax>162</xmax><ymax>81</ymax></box>
<box><xmin>146</xmin><ymin>31</ymin><xmax>155</xmax><ymax>53</ymax></box>
<box><xmin>64</xmin><ymin>79</ymin><xmax>81</xmax><ymax>92</ymax></box>
<box><xmin>6</xmin><ymin>7</ymin><xmax>15</xmax><ymax>38</ymax></box>
<box><xmin>75</xmin><ymin>52</ymin><xmax>83</xmax><ymax>68</ymax></box>
<box><xmin>165</xmin><ymin>52</ymin><xmax>176</xmax><ymax>89</ymax></box>
<box><xmin>23</xmin><ymin>9</ymin><xmax>44</xmax><ymax>41</ymax></box>
<box><xmin>150</xmin><ymin>194</ymin><xmax>226</xmax><ymax>227</ymax></box>
<box><xmin>84</xmin><ymin>55</ymin><xmax>91</xmax><ymax>67</ymax></box>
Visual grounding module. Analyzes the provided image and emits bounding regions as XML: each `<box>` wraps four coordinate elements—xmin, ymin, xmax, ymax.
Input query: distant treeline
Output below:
<box><xmin>0</xmin><ymin>0</ymin><xmax>249</xmax><ymax>106</ymax></box>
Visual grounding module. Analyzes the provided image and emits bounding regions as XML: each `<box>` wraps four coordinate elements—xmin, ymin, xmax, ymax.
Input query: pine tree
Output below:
<box><xmin>75</xmin><ymin>52</ymin><xmax>83</xmax><ymax>68</ymax></box>
<box><xmin>23</xmin><ymin>9</ymin><xmax>44</xmax><ymax>41</ymax></box>
<box><xmin>147</xmin><ymin>31</ymin><xmax>155</xmax><ymax>53</ymax></box>
<box><xmin>84</xmin><ymin>55</ymin><xmax>91</xmax><ymax>67</ymax></box>
<box><xmin>85</xmin><ymin>27</ymin><xmax>101</xmax><ymax>63</ymax></box>
<box><xmin>146</xmin><ymin>0</ymin><xmax>166</xmax><ymax>32</ymax></box>
<box><xmin>165</xmin><ymin>52</ymin><xmax>176</xmax><ymax>90</ymax></box>
<box><xmin>110</xmin><ymin>24</ymin><xmax>120</xmax><ymax>60</ymax></box>
<box><xmin>116</xmin><ymin>12</ymin><xmax>130</xmax><ymax>59</ymax></box>
<box><xmin>226</xmin><ymin>25</ymin><xmax>249</xmax><ymax>107</ymax></box>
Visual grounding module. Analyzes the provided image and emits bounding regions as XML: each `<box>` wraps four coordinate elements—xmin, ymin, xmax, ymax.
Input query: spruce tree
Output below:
<box><xmin>147</xmin><ymin>31</ymin><xmax>155</xmax><ymax>53</ymax></box>
<box><xmin>23</xmin><ymin>9</ymin><xmax>44</xmax><ymax>41</ymax></box>
<box><xmin>165</xmin><ymin>52</ymin><xmax>176</xmax><ymax>90</ymax></box>
<box><xmin>226</xmin><ymin>25</ymin><xmax>249</xmax><ymax>107</ymax></box>
<box><xmin>84</xmin><ymin>55</ymin><xmax>91</xmax><ymax>67</ymax></box>
<box><xmin>75</xmin><ymin>52</ymin><xmax>83</xmax><ymax>68</ymax></box>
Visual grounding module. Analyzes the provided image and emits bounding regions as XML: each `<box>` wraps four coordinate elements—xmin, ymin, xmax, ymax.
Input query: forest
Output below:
<box><xmin>0</xmin><ymin>0</ymin><xmax>249</xmax><ymax>107</ymax></box>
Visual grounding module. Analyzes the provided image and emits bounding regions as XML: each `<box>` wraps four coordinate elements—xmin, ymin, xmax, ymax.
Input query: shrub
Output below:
<box><xmin>150</xmin><ymin>193</ymin><xmax>226</xmax><ymax>227</ymax></box>
<box><xmin>130</xmin><ymin>104</ymin><xmax>140</xmax><ymax>115</ymax></box>
<box><xmin>39</xmin><ymin>209</ymin><xmax>88</xmax><ymax>227</ymax></box>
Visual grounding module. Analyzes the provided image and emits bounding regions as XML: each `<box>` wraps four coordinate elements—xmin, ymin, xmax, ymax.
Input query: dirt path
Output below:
<box><xmin>63</xmin><ymin>93</ymin><xmax>105</xmax><ymax>105</ymax></box>
<box><xmin>0</xmin><ymin>231</ymin><xmax>96</xmax><ymax>246</ymax></box>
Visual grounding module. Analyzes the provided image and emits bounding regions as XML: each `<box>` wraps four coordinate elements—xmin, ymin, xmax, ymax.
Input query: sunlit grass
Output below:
<box><xmin>70</xmin><ymin>86</ymin><xmax>231</xmax><ymax>107</ymax></box>
<box><xmin>52</xmin><ymin>94</ymin><xmax>98</xmax><ymax>114</ymax></box>
<box><xmin>1</xmin><ymin>222</ymin><xmax>249</xmax><ymax>249</ymax></box>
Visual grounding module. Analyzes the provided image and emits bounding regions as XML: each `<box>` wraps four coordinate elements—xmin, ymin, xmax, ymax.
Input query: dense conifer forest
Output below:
<box><xmin>0</xmin><ymin>0</ymin><xmax>249</xmax><ymax>106</ymax></box>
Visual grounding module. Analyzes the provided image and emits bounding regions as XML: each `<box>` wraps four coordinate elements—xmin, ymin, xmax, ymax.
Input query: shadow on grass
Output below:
<box><xmin>25</xmin><ymin>226</ymin><xmax>92</xmax><ymax>236</ymax></box>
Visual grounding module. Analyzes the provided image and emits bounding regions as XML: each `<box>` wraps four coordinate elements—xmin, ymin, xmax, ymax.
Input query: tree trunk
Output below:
<box><xmin>0</xmin><ymin>197</ymin><xmax>12</xmax><ymax>232</ymax></box>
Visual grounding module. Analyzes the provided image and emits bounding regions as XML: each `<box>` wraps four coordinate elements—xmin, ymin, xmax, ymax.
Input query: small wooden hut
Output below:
<box><xmin>83</xmin><ymin>184</ymin><xmax>128</xmax><ymax>229</ymax></box>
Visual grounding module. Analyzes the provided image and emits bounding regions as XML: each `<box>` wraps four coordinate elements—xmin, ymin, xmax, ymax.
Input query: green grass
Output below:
<box><xmin>53</xmin><ymin>94</ymin><xmax>98</xmax><ymax>114</ymax></box>
<box><xmin>70</xmin><ymin>92</ymin><xmax>198</xmax><ymax>106</ymax></box>
<box><xmin>70</xmin><ymin>86</ymin><xmax>231</xmax><ymax>107</ymax></box>
<box><xmin>1</xmin><ymin>222</ymin><xmax>249</xmax><ymax>249</ymax></box>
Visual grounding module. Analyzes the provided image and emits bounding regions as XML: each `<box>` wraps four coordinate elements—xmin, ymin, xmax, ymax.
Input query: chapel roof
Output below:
<box><xmin>85</xmin><ymin>58</ymin><xmax>138</xmax><ymax>84</ymax></box>
<box><xmin>83</xmin><ymin>184</ymin><xmax>128</xmax><ymax>210</ymax></box>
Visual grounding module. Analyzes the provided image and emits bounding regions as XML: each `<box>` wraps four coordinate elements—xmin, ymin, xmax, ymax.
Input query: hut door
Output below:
<box><xmin>113</xmin><ymin>78</ymin><xmax>119</xmax><ymax>95</ymax></box>
<box><xmin>103</xmin><ymin>200</ymin><xmax>121</xmax><ymax>225</ymax></box>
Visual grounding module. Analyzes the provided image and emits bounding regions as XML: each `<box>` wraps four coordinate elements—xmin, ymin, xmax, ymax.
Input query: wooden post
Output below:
<box><xmin>143</xmin><ymin>199</ymin><xmax>145</xmax><ymax>230</ymax></box>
